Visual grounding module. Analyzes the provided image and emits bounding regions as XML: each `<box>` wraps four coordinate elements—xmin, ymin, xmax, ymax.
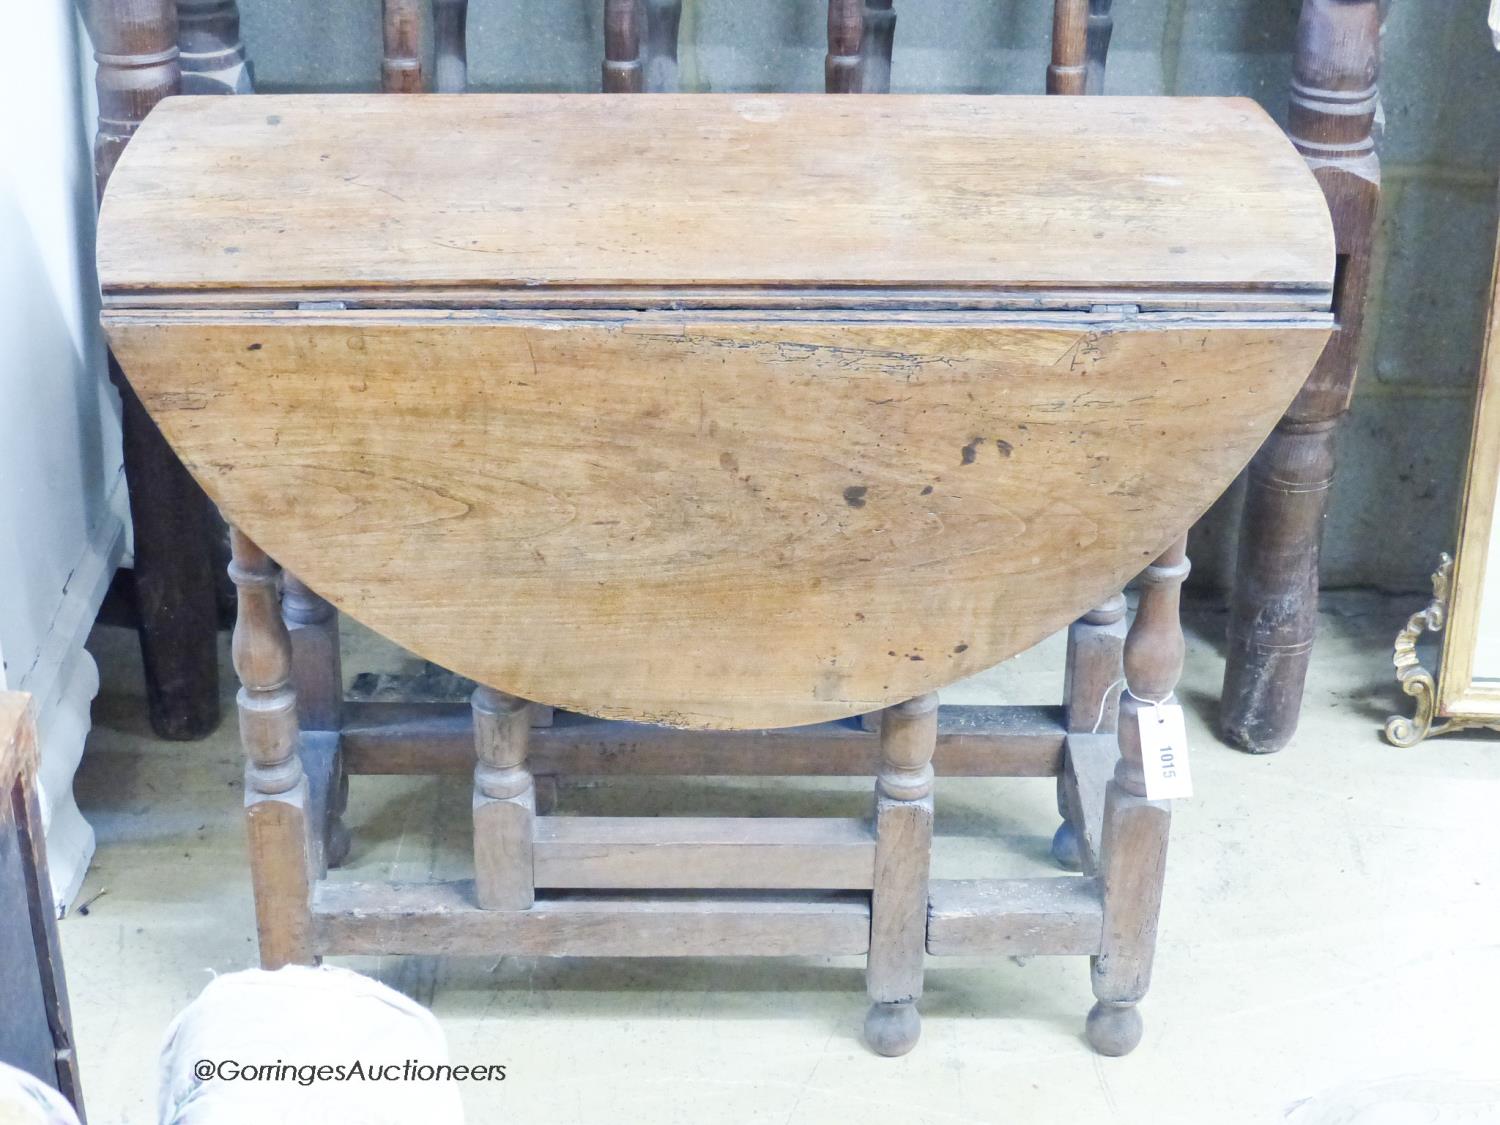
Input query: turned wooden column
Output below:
<box><xmin>1087</xmin><ymin>537</ymin><xmax>1186</xmax><ymax>1056</ymax></box>
<box><xmin>865</xmin><ymin>691</ymin><xmax>937</xmax><ymax>1057</ymax></box>
<box><xmin>229</xmin><ymin>529</ymin><xmax>314</xmax><ymax>968</ymax></box>
<box><xmin>603</xmin><ymin>0</ymin><xmax>643</xmax><ymax>92</ymax></box>
<box><xmin>382</xmin><ymin>0</ymin><xmax>424</xmax><ymax>92</ymax></box>
<box><xmin>472</xmin><ymin>685</ymin><xmax>535</xmax><ymax>910</ymax></box>
<box><xmin>1047</xmin><ymin>0</ymin><xmax>1089</xmax><ymax>94</ymax></box>
<box><xmin>85</xmin><ymin>0</ymin><xmax>221</xmax><ymax>741</ymax></box>
<box><xmin>643</xmin><ymin>0</ymin><xmax>681</xmax><ymax>92</ymax></box>
<box><xmin>1086</xmin><ymin>0</ymin><xmax>1114</xmax><ymax>93</ymax></box>
<box><xmin>826</xmin><ymin>0</ymin><xmax>864</xmax><ymax>93</ymax></box>
<box><xmin>282</xmin><ymin>573</ymin><xmax>348</xmax><ymax>869</ymax></box>
<box><xmin>860</xmin><ymin>1</ymin><xmax>895</xmax><ymax>93</ymax></box>
<box><xmin>1054</xmin><ymin>591</ymin><xmax>1126</xmax><ymax>869</ymax></box>
<box><xmin>1220</xmin><ymin>0</ymin><xmax>1381</xmax><ymax>754</ymax></box>
<box><xmin>432</xmin><ymin>0</ymin><xmax>467</xmax><ymax>92</ymax></box>
<box><xmin>175</xmin><ymin>0</ymin><xmax>251</xmax><ymax>93</ymax></box>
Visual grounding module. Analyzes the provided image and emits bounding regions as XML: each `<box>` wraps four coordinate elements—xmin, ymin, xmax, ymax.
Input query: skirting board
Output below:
<box><xmin>14</xmin><ymin>468</ymin><xmax>128</xmax><ymax>909</ymax></box>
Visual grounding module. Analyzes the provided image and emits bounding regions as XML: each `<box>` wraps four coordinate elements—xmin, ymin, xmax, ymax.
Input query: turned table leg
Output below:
<box><xmin>826</xmin><ymin>0</ymin><xmax>864</xmax><ymax>94</ymax></box>
<box><xmin>283</xmin><ymin>574</ymin><xmax>348</xmax><ymax>870</ymax></box>
<box><xmin>603</xmin><ymin>0</ymin><xmax>643</xmax><ymax>92</ymax></box>
<box><xmin>229</xmin><ymin>529</ymin><xmax>314</xmax><ymax>967</ymax></box>
<box><xmin>1047</xmin><ymin>0</ymin><xmax>1089</xmax><ymax>94</ymax></box>
<box><xmin>1087</xmin><ymin>537</ymin><xmax>1187</xmax><ymax>1056</ymax></box>
<box><xmin>432</xmin><ymin>0</ymin><xmax>467</xmax><ymax>92</ymax></box>
<box><xmin>865</xmin><ymin>692</ymin><xmax>937</xmax><ymax>1057</ymax></box>
<box><xmin>859</xmin><ymin>1</ymin><xmax>894</xmax><ymax>93</ymax></box>
<box><xmin>175</xmin><ymin>0</ymin><xmax>251</xmax><ymax>94</ymax></box>
<box><xmin>86</xmin><ymin>0</ymin><xmax>221</xmax><ymax>742</ymax></box>
<box><xmin>382</xmin><ymin>0</ymin><xmax>424</xmax><ymax>92</ymax></box>
<box><xmin>1220</xmin><ymin>0</ymin><xmax>1381</xmax><ymax>754</ymax></box>
<box><xmin>1055</xmin><ymin>592</ymin><xmax>1126</xmax><ymax>870</ymax></box>
<box><xmin>472</xmin><ymin>686</ymin><xmax>535</xmax><ymax>911</ymax></box>
<box><xmin>1085</xmin><ymin>0</ymin><xmax>1113</xmax><ymax>93</ymax></box>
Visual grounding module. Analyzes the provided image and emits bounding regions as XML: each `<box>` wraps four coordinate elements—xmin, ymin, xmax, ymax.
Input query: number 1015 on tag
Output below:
<box><xmin>1138</xmin><ymin>702</ymin><xmax>1193</xmax><ymax>801</ymax></box>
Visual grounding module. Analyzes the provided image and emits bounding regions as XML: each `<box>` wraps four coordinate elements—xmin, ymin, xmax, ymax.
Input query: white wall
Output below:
<box><xmin>0</xmin><ymin>0</ymin><xmax>129</xmax><ymax>906</ymax></box>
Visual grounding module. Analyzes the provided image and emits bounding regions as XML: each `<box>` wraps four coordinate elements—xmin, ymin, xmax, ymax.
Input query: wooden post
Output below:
<box><xmin>1086</xmin><ymin>537</ymin><xmax>1186</xmax><ymax>1056</ymax></box>
<box><xmin>1054</xmin><ymin>591</ymin><xmax>1126</xmax><ymax>869</ymax></box>
<box><xmin>1220</xmin><ymin>0</ymin><xmax>1381</xmax><ymax>754</ymax></box>
<box><xmin>229</xmin><ymin>529</ymin><xmax>314</xmax><ymax>968</ymax></box>
<box><xmin>85</xmin><ymin>0</ymin><xmax>221</xmax><ymax>742</ymax></box>
<box><xmin>860</xmin><ymin>1</ymin><xmax>895</xmax><ymax>93</ymax></box>
<box><xmin>825</xmin><ymin>0</ymin><xmax>864</xmax><ymax>94</ymax></box>
<box><xmin>643</xmin><ymin>0</ymin><xmax>681</xmax><ymax>92</ymax></box>
<box><xmin>382</xmin><ymin>0</ymin><xmax>424</xmax><ymax>92</ymax></box>
<box><xmin>283</xmin><ymin>573</ymin><xmax>348</xmax><ymax>868</ymax></box>
<box><xmin>472</xmin><ymin>685</ymin><xmax>535</xmax><ymax>910</ymax></box>
<box><xmin>864</xmin><ymin>692</ymin><xmax>937</xmax><ymax>1057</ymax></box>
<box><xmin>1047</xmin><ymin>0</ymin><xmax>1089</xmax><ymax>95</ymax></box>
<box><xmin>1085</xmin><ymin>0</ymin><xmax>1114</xmax><ymax>94</ymax></box>
<box><xmin>432</xmin><ymin>0</ymin><xmax>467</xmax><ymax>92</ymax></box>
<box><xmin>176</xmin><ymin>0</ymin><xmax>251</xmax><ymax>94</ymax></box>
<box><xmin>603</xmin><ymin>0</ymin><xmax>643</xmax><ymax>93</ymax></box>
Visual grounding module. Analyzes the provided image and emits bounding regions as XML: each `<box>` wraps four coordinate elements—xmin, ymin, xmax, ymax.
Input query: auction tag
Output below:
<box><xmin>1137</xmin><ymin>702</ymin><xmax>1192</xmax><ymax>800</ymax></box>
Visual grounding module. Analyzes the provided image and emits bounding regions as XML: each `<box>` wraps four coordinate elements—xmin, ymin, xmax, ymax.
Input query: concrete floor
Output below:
<box><xmin>60</xmin><ymin>592</ymin><xmax>1500</xmax><ymax>1124</ymax></box>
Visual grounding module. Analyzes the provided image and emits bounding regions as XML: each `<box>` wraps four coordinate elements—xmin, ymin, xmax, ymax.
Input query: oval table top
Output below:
<box><xmin>99</xmin><ymin>94</ymin><xmax>1334</xmax><ymax>729</ymax></box>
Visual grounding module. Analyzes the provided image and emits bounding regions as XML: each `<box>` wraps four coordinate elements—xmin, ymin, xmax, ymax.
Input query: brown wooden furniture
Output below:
<box><xmin>1220</xmin><ymin>0</ymin><xmax>1383</xmax><ymax>753</ymax></box>
<box><xmin>0</xmin><ymin>695</ymin><xmax>85</xmax><ymax>1117</ymax></box>
<box><xmin>81</xmin><ymin>0</ymin><xmax>222</xmax><ymax>741</ymax></box>
<box><xmin>98</xmin><ymin>92</ymin><xmax>1332</xmax><ymax>1055</ymax></box>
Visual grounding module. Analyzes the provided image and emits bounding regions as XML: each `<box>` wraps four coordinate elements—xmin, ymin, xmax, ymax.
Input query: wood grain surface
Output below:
<box><xmin>97</xmin><ymin>94</ymin><xmax>1333</xmax><ymax>302</ymax></box>
<box><xmin>104</xmin><ymin>312</ymin><xmax>1329</xmax><ymax>727</ymax></box>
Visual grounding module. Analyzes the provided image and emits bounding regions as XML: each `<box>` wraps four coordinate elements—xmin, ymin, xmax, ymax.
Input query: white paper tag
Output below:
<box><xmin>1137</xmin><ymin>702</ymin><xmax>1192</xmax><ymax>800</ymax></box>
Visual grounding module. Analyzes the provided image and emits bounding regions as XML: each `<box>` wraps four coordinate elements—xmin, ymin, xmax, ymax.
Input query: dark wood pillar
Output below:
<box><xmin>85</xmin><ymin>0</ymin><xmax>221</xmax><ymax>740</ymax></box>
<box><xmin>1220</xmin><ymin>0</ymin><xmax>1381</xmax><ymax>753</ymax></box>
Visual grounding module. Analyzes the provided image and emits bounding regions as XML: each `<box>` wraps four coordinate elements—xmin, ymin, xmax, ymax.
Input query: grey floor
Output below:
<box><xmin>61</xmin><ymin>591</ymin><xmax>1500</xmax><ymax>1124</ymax></box>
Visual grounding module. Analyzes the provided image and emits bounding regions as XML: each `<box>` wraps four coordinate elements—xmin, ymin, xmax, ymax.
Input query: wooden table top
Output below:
<box><xmin>99</xmin><ymin>94</ymin><xmax>1332</xmax><ymax>309</ymax></box>
<box><xmin>99</xmin><ymin>95</ymin><xmax>1335</xmax><ymax>728</ymax></box>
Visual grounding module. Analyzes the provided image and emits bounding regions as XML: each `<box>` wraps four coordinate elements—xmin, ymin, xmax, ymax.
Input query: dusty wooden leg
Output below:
<box><xmin>1220</xmin><ymin>0</ymin><xmax>1380</xmax><ymax>754</ymax></box>
<box><xmin>603</xmin><ymin>0</ymin><xmax>643</xmax><ymax>92</ymax></box>
<box><xmin>865</xmin><ymin>691</ymin><xmax>936</xmax><ymax>1057</ymax></box>
<box><xmin>643</xmin><ymin>0</ymin><xmax>681</xmax><ymax>91</ymax></box>
<box><xmin>472</xmin><ymin>686</ymin><xmax>535</xmax><ymax>911</ymax></box>
<box><xmin>432</xmin><ymin>0</ymin><xmax>467</xmax><ymax>92</ymax></box>
<box><xmin>86</xmin><ymin>0</ymin><xmax>221</xmax><ymax>743</ymax></box>
<box><xmin>1056</xmin><ymin>592</ymin><xmax>1126</xmax><ymax>869</ymax></box>
<box><xmin>382</xmin><ymin>0</ymin><xmax>424</xmax><ymax>92</ymax></box>
<box><xmin>176</xmin><ymin>0</ymin><xmax>252</xmax><ymax>93</ymax></box>
<box><xmin>1047</xmin><ymin>0</ymin><xmax>1088</xmax><ymax>94</ymax></box>
<box><xmin>283</xmin><ymin>574</ymin><xmax>348</xmax><ymax>869</ymax></box>
<box><xmin>1087</xmin><ymin>538</ymin><xmax>1186</xmax><ymax>1056</ymax></box>
<box><xmin>860</xmin><ymin>0</ymin><xmax>894</xmax><ymax>93</ymax></box>
<box><xmin>825</xmin><ymin>0</ymin><xmax>864</xmax><ymax>93</ymax></box>
<box><xmin>1085</xmin><ymin>0</ymin><xmax>1113</xmax><ymax>93</ymax></box>
<box><xmin>229</xmin><ymin>528</ymin><xmax>314</xmax><ymax>968</ymax></box>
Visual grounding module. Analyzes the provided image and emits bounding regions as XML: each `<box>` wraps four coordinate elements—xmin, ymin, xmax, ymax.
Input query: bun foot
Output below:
<box><xmin>1086</xmin><ymin>1001</ymin><xmax>1143</xmax><ymax>1056</ymax></box>
<box><xmin>1051</xmin><ymin>820</ymin><xmax>1082</xmax><ymax>871</ymax></box>
<box><xmin>864</xmin><ymin>1000</ymin><xmax>921</xmax><ymax>1057</ymax></box>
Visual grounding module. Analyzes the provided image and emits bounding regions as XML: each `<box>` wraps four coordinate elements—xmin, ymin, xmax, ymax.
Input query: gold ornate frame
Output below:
<box><xmin>1385</xmin><ymin>215</ymin><xmax>1500</xmax><ymax>747</ymax></box>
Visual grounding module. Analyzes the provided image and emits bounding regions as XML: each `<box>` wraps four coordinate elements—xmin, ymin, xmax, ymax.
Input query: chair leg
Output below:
<box><xmin>1219</xmin><ymin>0</ymin><xmax>1381</xmax><ymax>754</ymax></box>
<box><xmin>1055</xmin><ymin>592</ymin><xmax>1125</xmax><ymax>870</ymax></box>
<box><xmin>1087</xmin><ymin>538</ymin><xmax>1187</xmax><ymax>1055</ymax></box>
<box><xmin>229</xmin><ymin>527</ymin><xmax>315</xmax><ymax>968</ymax></box>
<box><xmin>865</xmin><ymin>692</ymin><xmax>937</xmax><ymax>1057</ymax></box>
<box><xmin>472</xmin><ymin>686</ymin><xmax>535</xmax><ymax>911</ymax></box>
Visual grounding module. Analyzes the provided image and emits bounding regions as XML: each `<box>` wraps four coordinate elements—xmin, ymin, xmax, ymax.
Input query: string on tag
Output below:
<box><xmin>1090</xmin><ymin>679</ymin><xmax>1124</xmax><ymax>734</ymax></box>
<box><xmin>1125</xmin><ymin>686</ymin><xmax>1173</xmax><ymax>725</ymax></box>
